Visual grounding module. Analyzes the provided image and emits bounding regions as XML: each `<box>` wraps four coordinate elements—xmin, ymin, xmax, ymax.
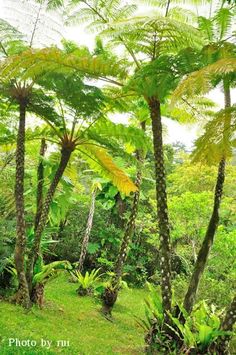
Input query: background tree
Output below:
<box><xmin>172</xmin><ymin>53</ymin><xmax>236</xmax><ymax>314</ymax></box>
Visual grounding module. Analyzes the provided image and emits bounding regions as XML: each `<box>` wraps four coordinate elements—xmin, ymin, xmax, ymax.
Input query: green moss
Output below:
<box><xmin>0</xmin><ymin>274</ymin><xmax>146</xmax><ymax>354</ymax></box>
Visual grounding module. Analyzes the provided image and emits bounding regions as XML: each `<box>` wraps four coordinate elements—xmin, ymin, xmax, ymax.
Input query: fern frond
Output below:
<box><xmin>88</xmin><ymin>118</ymin><xmax>151</xmax><ymax>151</ymax></box>
<box><xmin>171</xmin><ymin>58</ymin><xmax>236</xmax><ymax>105</ymax></box>
<box><xmin>0</xmin><ymin>19</ymin><xmax>24</xmax><ymax>44</ymax></box>
<box><xmin>0</xmin><ymin>47</ymin><xmax>127</xmax><ymax>82</ymax></box>
<box><xmin>102</xmin><ymin>15</ymin><xmax>203</xmax><ymax>58</ymax></box>
<box><xmin>168</xmin><ymin>7</ymin><xmax>197</xmax><ymax>25</ymax></box>
<box><xmin>28</xmin><ymin>88</ymin><xmax>62</xmax><ymax>126</ymax></box>
<box><xmin>67</xmin><ymin>0</ymin><xmax>137</xmax><ymax>31</ymax></box>
<box><xmin>33</xmin><ymin>260</ymin><xmax>72</xmax><ymax>285</ymax></box>
<box><xmin>192</xmin><ymin>106</ymin><xmax>236</xmax><ymax>164</ymax></box>
<box><xmin>214</xmin><ymin>7</ymin><xmax>233</xmax><ymax>41</ymax></box>
<box><xmin>198</xmin><ymin>16</ymin><xmax>214</xmax><ymax>42</ymax></box>
<box><xmin>163</xmin><ymin>96</ymin><xmax>216</xmax><ymax>123</ymax></box>
<box><xmin>78</xmin><ymin>144</ymin><xmax>137</xmax><ymax>195</ymax></box>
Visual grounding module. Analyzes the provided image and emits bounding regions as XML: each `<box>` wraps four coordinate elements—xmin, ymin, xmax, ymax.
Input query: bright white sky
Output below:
<box><xmin>0</xmin><ymin>0</ymin><xmax>235</xmax><ymax>149</ymax></box>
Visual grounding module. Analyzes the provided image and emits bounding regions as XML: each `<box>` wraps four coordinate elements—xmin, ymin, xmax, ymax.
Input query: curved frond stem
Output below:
<box><xmin>76</xmin><ymin>114</ymin><xmax>86</xmax><ymax>134</ymax></box>
<box><xmin>70</xmin><ymin>114</ymin><xmax>78</xmax><ymax>141</ymax></box>
<box><xmin>25</xmin><ymin>136</ymin><xmax>59</xmax><ymax>145</ymax></box>
<box><xmin>38</xmin><ymin>115</ymin><xmax>63</xmax><ymax>140</ymax></box>
<box><xmin>77</xmin><ymin>141</ymin><xmax>106</xmax><ymax>149</ymax></box>
<box><xmin>165</xmin><ymin>0</ymin><xmax>171</xmax><ymax>17</ymax></box>
<box><xmin>79</xmin><ymin>115</ymin><xmax>103</xmax><ymax>136</ymax></box>
<box><xmin>58</xmin><ymin>98</ymin><xmax>67</xmax><ymax>132</ymax></box>
<box><xmin>80</xmin><ymin>0</ymin><xmax>141</xmax><ymax>68</ymax></box>
<box><xmin>29</xmin><ymin>2</ymin><xmax>43</xmax><ymax>47</ymax></box>
<box><xmin>76</xmin><ymin>147</ymin><xmax>102</xmax><ymax>166</ymax></box>
<box><xmin>0</xmin><ymin>41</ymin><xmax>9</xmax><ymax>57</ymax></box>
<box><xmin>181</xmin><ymin>97</ymin><xmax>203</xmax><ymax>118</ymax></box>
<box><xmin>97</xmin><ymin>76</ymin><xmax>124</xmax><ymax>87</ymax></box>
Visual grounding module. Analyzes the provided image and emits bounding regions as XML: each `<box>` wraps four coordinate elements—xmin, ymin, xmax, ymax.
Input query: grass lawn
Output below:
<box><xmin>0</xmin><ymin>274</ymin><xmax>147</xmax><ymax>354</ymax></box>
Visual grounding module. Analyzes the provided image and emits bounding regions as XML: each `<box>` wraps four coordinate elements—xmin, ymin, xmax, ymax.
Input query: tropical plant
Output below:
<box><xmin>60</xmin><ymin>0</ymin><xmax>206</xmax><ymax>322</ymax></box>
<box><xmin>5</xmin><ymin>257</ymin><xmax>72</xmax><ymax>307</ymax></box>
<box><xmin>78</xmin><ymin>182</ymin><xmax>101</xmax><ymax>272</ymax></box>
<box><xmin>139</xmin><ymin>283</ymin><xmax>231</xmax><ymax>354</ymax></box>
<box><xmin>71</xmin><ymin>268</ymin><xmax>103</xmax><ymax>296</ymax></box>
<box><xmin>0</xmin><ymin>28</ymin><xmax>142</xmax><ymax>307</ymax></box>
<box><xmin>171</xmin><ymin>5</ymin><xmax>236</xmax><ymax>315</ymax></box>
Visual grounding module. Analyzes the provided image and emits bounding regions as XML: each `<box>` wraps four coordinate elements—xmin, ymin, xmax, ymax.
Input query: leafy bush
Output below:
<box><xmin>33</xmin><ymin>259</ymin><xmax>72</xmax><ymax>286</ymax></box>
<box><xmin>138</xmin><ymin>283</ymin><xmax>232</xmax><ymax>354</ymax></box>
<box><xmin>71</xmin><ymin>268</ymin><xmax>103</xmax><ymax>296</ymax></box>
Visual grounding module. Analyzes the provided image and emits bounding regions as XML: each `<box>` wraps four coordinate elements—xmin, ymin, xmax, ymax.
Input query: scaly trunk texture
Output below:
<box><xmin>78</xmin><ymin>187</ymin><xmax>97</xmax><ymax>272</ymax></box>
<box><xmin>183</xmin><ymin>158</ymin><xmax>225</xmax><ymax>313</ymax></box>
<box><xmin>148</xmin><ymin>97</ymin><xmax>172</xmax><ymax>315</ymax></box>
<box><xmin>102</xmin><ymin>149</ymin><xmax>145</xmax><ymax>315</ymax></box>
<box><xmin>34</xmin><ymin>138</ymin><xmax>47</xmax><ymax>232</ymax></box>
<box><xmin>221</xmin><ymin>294</ymin><xmax>236</xmax><ymax>332</ymax></box>
<box><xmin>113</xmin><ymin>163</ymin><xmax>143</xmax><ymax>284</ymax></box>
<box><xmin>31</xmin><ymin>283</ymin><xmax>45</xmax><ymax>309</ymax></box>
<box><xmin>114</xmin><ymin>192</ymin><xmax>127</xmax><ymax>228</ymax></box>
<box><xmin>212</xmin><ymin>294</ymin><xmax>236</xmax><ymax>354</ymax></box>
<box><xmin>183</xmin><ymin>86</ymin><xmax>231</xmax><ymax>314</ymax></box>
<box><xmin>102</xmin><ymin>121</ymin><xmax>146</xmax><ymax>315</ymax></box>
<box><xmin>102</xmin><ymin>167</ymin><xmax>143</xmax><ymax>314</ymax></box>
<box><xmin>14</xmin><ymin>100</ymin><xmax>31</xmax><ymax>308</ymax></box>
<box><xmin>27</xmin><ymin>147</ymin><xmax>73</xmax><ymax>293</ymax></box>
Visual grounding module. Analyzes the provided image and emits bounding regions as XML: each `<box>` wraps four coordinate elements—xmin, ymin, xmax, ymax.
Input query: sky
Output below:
<box><xmin>0</xmin><ymin>0</ymin><xmax>235</xmax><ymax>149</ymax></box>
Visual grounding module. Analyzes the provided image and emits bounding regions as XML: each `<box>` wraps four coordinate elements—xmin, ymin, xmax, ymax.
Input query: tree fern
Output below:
<box><xmin>67</xmin><ymin>0</ymin><xmax>137</xmax><ymax>30</ymax></box>
<box><xmin>162</xmin><ymin>96</ymin><xmax>216</xmax><ymax>123</ymax></box>
<box><xmin>192</xmin><ymin>105</ymin><xmax>236</xmax><ymax>164</ymax></box>
<box><xmin>1</xmin><ymin>0</ymin><xmax>64</xmax><ymax>47</ymax></box>
<box><xmin>171</xmin><ymin>57</ymin><xmax>236</xmax><ymax>104</ymax></box>
<box><xmin>102</xmin><ymin>15</ymin><xmax>203</xmax><ymax>59</ymax></box>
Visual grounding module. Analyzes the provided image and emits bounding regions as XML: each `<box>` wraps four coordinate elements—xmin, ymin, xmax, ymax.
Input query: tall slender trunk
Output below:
<box><xmin>102</xmin><ymin>157</ymin><xmax>144</xmax><ymax>314</ymax></box>
<box><xmin>148</xmin><ymin>97</ymin><xmax>172</xmax><ymax>315</ymax></box>
<box><xmin>26</xmin><ymin>147</ymin><xmax>73</xmax><ymax>292</ymax></box>
<box><xmin>14</xmin><ymin>100</ymin><xmax>30</xmax><ymax>308</ymax></box>
<box><xmin>34</xmin><ymin>138</ymin><xmax>46</xmax><ymax>232</ymax></box>
<box><xmin>183</xmin><ymin>86</ymin><xmax>231</xmax><ymax>314</ymax></box>
<box><xmin>102</xmin><ymin>122</ymin><xmax>146</xmax><ymax>315</ymax></box>
<box><xmin>114</xmin><ymin>192</ymin><xmax>127</xmax><ymax>228</ymax></box>
<box><xmin>113</xmin><ymin>159</ymin><xmax>143</xmax><ymax>285</ymax></box>
<box><xmin>78</xmin><ymin>187</ymin><xmax>97</xmax><ymax>272</ymax></box>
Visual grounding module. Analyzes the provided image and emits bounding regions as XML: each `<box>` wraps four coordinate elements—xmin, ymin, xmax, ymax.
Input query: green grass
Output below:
<box><xmin>0</xmin><ymin>274</ymin><xmax>147</xmax><ymax>354</ymax></box>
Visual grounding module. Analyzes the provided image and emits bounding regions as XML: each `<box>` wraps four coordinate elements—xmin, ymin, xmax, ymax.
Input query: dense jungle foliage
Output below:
<box><xmin>0</xmin><ymin>0</ymin><xmax>235</xmax><ymax>354</ymax></box>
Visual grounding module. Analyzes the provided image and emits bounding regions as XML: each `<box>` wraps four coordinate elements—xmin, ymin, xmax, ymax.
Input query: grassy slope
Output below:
<box><xmin>0</xmin><ymin>274</ymin><xmax>146</xmax><ymax>354</ymax></box>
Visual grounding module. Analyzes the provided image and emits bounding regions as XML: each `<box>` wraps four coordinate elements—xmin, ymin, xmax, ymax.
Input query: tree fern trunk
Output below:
<box><xmin>183</xmin><ymin>158</ymin><xmax>225</xmax><ymax>313</ymax></box>
<box><xmin>212</xmin><ymin>294</ymin><xmax>236</xmax><ymax>354</ymax></box>
<box><xmin>102</xmin><ymin>148</ymin><xmax>144</xmax><ymax>315</ymax></box>
<box><xmin>27</xmin><ymin>147</ymin><xmax>72</xmax><ymax>292</ymax></box>
<box><xmin>113</xmin><ymin>165</ymin><xmax>143</xmax><ymax>284</ymax></box>
<box><xmin>102</xmin><ymin>121</ymin><xmax>146</xmax><ymax>315</ymax></box>
<box><xmin>78</xmin><ymin>187</ymin><xmax>97</xmax><ymax>272</ymax></box>
<box><xmin>14</xmin><ymin>100</ymin><xmax>30</xmax><ymax>308</ymax></box>
<box><xmin>31</xmin><ymin>283</ymin><xmax>45</xmax><ymax>309</ymax></box>
<box><xmin>183</xmin><ymin>86</ymin><xmax>231</xmax><ymax>314</ymax></box>
<box><xmin>148</xmin><ymin>97</ymin><xmax>172</xmax><ymax>315</ymax></box>
<box><xmin>221</xmin><ymin>294</ymin><xmax>236</xmax><ymax>332</ymax></box>
<box><xmin>34</xmin><ymin>138</ymin><xmax>46</xmax><ymax>232</ymax></box>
